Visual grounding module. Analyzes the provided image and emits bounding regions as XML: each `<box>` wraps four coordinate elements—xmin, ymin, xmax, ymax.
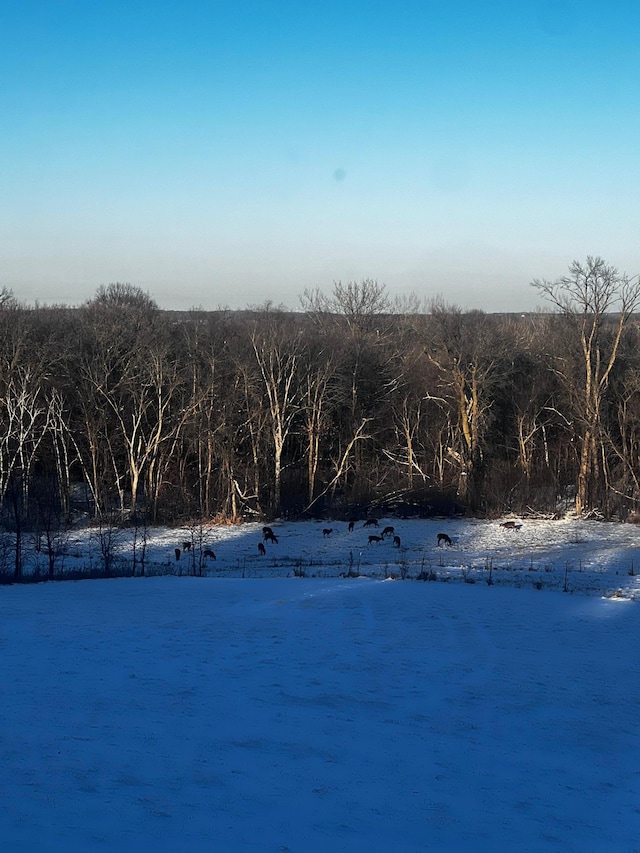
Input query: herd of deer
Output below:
<box><xmin>260</xmin><ymin>523</ymin><xmax>402</xmax><ymax>550</ymax></box>
<box><xmin>174</xmin><ymin>518</ymin><xmax>523</xmax><ymax>562</ymax></box>
<box><xmin>174</xmin><ymin>541</ymin><xmax>216</xmax><ymax>561</ymax></box>
<box><xmin>253</xmin><ymin>520</ymin><xmax>404</xmax><ymax>552</ymax></box>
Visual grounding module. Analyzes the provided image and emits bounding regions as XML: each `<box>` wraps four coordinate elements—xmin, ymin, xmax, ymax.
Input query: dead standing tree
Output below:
<box><xmin>532</xmin><ymin>257</ymin><xmax>640</xmax><ymax>516</ymax></box>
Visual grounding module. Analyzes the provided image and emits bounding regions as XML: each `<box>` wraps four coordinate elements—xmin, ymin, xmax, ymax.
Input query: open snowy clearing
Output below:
<box><xmin>1</xmin><ymin>518</ymin><xmax>639</xmax><ymax>851</ymax></box>
<box><xmin>21</xmin><ymin>515</ymin><xmax>640</xmax><ymax>599</ymax></box>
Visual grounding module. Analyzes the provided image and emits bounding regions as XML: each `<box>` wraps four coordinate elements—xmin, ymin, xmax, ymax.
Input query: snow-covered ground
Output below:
<box><xmin>1</xmin><ymin>517</ymin><xmax>639</xmax><ymax>851</ymax></box>
<box><xmin>21</xmin><ymin>515</ymin><xmax>640</xmax><ymax>599</ymax></box>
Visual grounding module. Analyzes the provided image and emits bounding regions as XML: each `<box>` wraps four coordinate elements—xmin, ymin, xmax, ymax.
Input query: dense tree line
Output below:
<box><xmin>2</xmin><ymin>258</ymin><xmax>640</xmax><ymax>551</ymax></box>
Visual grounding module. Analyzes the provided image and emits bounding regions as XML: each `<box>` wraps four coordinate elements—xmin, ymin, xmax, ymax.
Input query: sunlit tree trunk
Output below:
<box><xmin>533</xmin><ymin>257</ymin><xmax>640</xmax><ymax>515</ymax></box>
<box><xmin>251</xmin><ymin>318</ymin><xmax>303</xmax><ymax>516</ymax></box>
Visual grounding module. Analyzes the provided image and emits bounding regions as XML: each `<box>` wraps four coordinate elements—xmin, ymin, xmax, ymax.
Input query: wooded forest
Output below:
<box><xmin>2</xmin><ymin>257</ymin><xmax>640</xmax><ymax>536</ymax></box>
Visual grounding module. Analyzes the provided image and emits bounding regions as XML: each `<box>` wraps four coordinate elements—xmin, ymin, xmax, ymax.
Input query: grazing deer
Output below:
<box><xmin>393</xmin><ymin>535</ymin><xmax>401</xmax><ymax>548</ymax></box>
<box><xmin>323</xmin><ymin>528</ymin><xmax>333</xmax><ymax>537</ymax></box>
<box><xmin>258</xmin><ymin>542</ymin><xmax>266</xmax><ymax>555</ymax></box>
<box><xmin>264</xmin><ymin>530</ymin><xmax>278</xmax><ymax>544</ymax></box>
<box><xmin>500</xmin><ymin>521</ymin><xmax>521</xmax><ymax>531</ymax></box>
<box><xmin>182</xmin><ymin>541</ymin><xmax>192</xmax><ymax>551</ymax></box>
<box><xmin>363</xmin><ymin>519</ymin><xmax>379</xmax><ymax>528</ymax></box>
<box><xmin>381</xmin><ymin>525</ymin><xmax>394</xmax><ymax>538</ymax></box>
<box><xmin>437</xmin><ymin>533</ymin><xmax>452</xmax><ymax>547</ymax></box>
<box><xmin>174</xmin><ymin>548</ymin><xmax>181</xmax><ymax>561</ymax></box>
<box><xmin>368</xmin><ymin>534</ymin><xmax>383</xmax><ymax>545</ymax></box>
<box><xmin>203</xmin><ymin>549</ymin><xmax>216</xmax><ymax>560</ymax></box>
<box><xmin>348</xmin><ymin>521</ymin><xmax>355</xmax><ymax>532</ymax></box>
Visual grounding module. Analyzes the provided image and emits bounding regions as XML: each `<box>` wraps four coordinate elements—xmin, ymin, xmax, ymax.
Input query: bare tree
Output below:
<box><xmin>91</xmin><ymin>282</ymin><xmax>158</xmax><ymax>315</ymax></box>
<box><xmin>32</xmin><ymin>471</ymin><xmax>69</xmax><ymax>580</ymax></box>
<box><xmin>300</xmin><ymin>346</ymin><xmax>337</xmax><ymax>506</ymax></box>
<box><xmin>130</xmin><ymin>509</ymin><xmax>150</xmax><ymax>576</ymax></box>
<box><xmin>251</xmin><ymin>314</ymin><xmax>303</xmax><ymax>517</ymax></box>
<box><xmin>302</xmin><ymin>280</ymin><xmax>396</xmax><ymax>505</ymax></box>
<box><xmin>178</xmin><ymin>311</ymin><xmax>244</xmax><ymax>520</ymax></box>
<box><xmin>77</xmin><ymin>288</ymin><xmax>193</xmax><ymax>520</ymax></box>
<box><xmin>0</xmin><ymin>367</ymin><xmax>53</xmax><ymax>507</ymax></box>
<box><xmin>304</xmin><ymin>417</ymin><xmax>373</xmax><ymax>513</ymax></box>
<box><xmin>233</xmin><ymin>342</ymin><xmax>269</xmax><ymax>517</ymax></box>
<box><xmin>94</xmin><ymin>514</ymin><xmax>124</xmax><ymax>578</ymax></box>
<box><xmin>426</xmin><ymin>303</ymin><xmax>500</xmax><ymax>510</ymax></box>
<box><xmin>0</xmin><ymin>286</ymin><xmax>17</xmax><ymax>309</ymax></box>
<box><xmin>532</xmin><ymin>257</ymin><xmax>640</xmax><ymax>515</ymax></box>
<box><xmin>301</xmin><ymin>278</ymin><xmax>391</xmax><ymax>337</ymax></box>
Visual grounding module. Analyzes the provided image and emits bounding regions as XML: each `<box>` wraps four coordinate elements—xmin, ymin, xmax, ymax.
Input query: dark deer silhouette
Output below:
<box><xmin>368</xmin><ymin>534</ymin><xmax>383</xmax><ymax>545</ymax></box>
<box><xmin>437</xmin><ymin>533</ymin><xmax>452</xmax><ymax>547</ymax></box>
<box><xmin>381</xmin><ymin>526</ymin><xmax>394</xmax><ymax>538</ymax></box>
<box><xmin>323</xmin><ymin>528</ymin><xmax>333</xmax><ymax>537</ymax></box>
<box><xmin>258</xmin><ymin>542</ymin><xmax>266</xmax><ymax>555</ymax></box>
<box><xmin>363</xmin><ymin>519</ymin><xmax>379</xmax><ymax>528</ymax></box>
<box><xmin>500</xmin><ymin>521</ymin><xmax>522</xmax><ymax>530</ymax></box>
<box><xmin>174</xmin><ymin>548</ymin><xmax>181</xmax><ymax>561</ymax></box>
<box><xmin>203</xmin><ymin>549</ymin><xmax>216</xmax><ymax>560</ymax></box>
<box><xmin>348</xmin><ymin>521</ymin><xmax>355</xmax><ymax>532</ymax></box>
<box><xmin>262</xmin><ymin>526</ymin><xmax>274</xmax><ymax>539</ymax></box>
<box><xmin>393</xmin><ymin>535</ymin><xmax>401</xmax><ymax>548</ymax></box>
<box><xmin>264</xmin><ymin>530</ymin><xmax>278</xmax><ymax>544</ymax></box>
<box><xmin>182</xmin><ymin>541</ymin><xmax>192</xmax><ymax>552</ymax></box>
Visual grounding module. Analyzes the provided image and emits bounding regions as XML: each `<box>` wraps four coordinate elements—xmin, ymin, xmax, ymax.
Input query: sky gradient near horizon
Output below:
<box><xmin>1</xmin><ymin>0</ymin><xmax>639</xmax><ymax>312</ymax></box>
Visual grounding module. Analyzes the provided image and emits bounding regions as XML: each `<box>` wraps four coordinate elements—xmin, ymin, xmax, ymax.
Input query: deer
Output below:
<box><xmin>393</xmin><ymin>535</ymin><xmax>401</xmax><ymax>548</ymax></box>
<box><xmin>182</xmin><ymin>541</ymin><xmax>192</xmax><ymax>552</ymax></box>
<box><xmin>262</xmin><ymin>526</ymin><xmax>274</xmax><ymax>539</ymax></box>
<box><xmin>500</xmin><ymin>521</ymin><xmax>522</xmax><ymax>531</ymax></box>
<box><xmin>264</xmin><ymin>530</ymin><xmax>278</xmax><ymax>544</ymax></box>
<box><xmin>381</xmin><ymin>525</ymin><xmax>394</xmax><ymax>538</ymax></box>
<box><xmin>174</xmin><ymin>548</ymin><xmax>181</xmax><ymax>561</ymax></box>
<box><xmin>437</xmin><ymin>533</ymin><xmax>452</xmax><ymax>547</ymax></box>
<box><xmin>348</xmin><ymin>521</ymin><xmax>355</xmax><ymax>532</ymax></box>
<box><xmin>323</xmin><ymin>528</ymin><xmax>333</xmax><ymax>537</ymax></box>
<box><xmin>203</xmin><ymin>549</ymin><xmax>216</xmax><ymax>560</ymax></box>
<box><xmin>258</xmin><ymin>542</ymin><xmax>266</xmax><ymax>555</ymax></box>
<box><xmin>363</xmin><ymin>519</ymin><xmax>379</xmax><ymax>528</ymax></box>
<box><xmin>368</xmin><ymin>534</ymin><xmax>383</xmax><ymax>545</ymax></box>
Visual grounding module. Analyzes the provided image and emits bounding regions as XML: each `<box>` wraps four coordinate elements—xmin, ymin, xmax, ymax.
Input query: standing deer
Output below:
<box><xmin>381</xmin><ymin>526</ymin><xmax>394</xmax><ymax>538</ymax></box>
<box><xmin>368</xmin><ymin>535</ymin><xmax>383</xmax><ymax>545</ymax></box>
<box><xmin>258</xmin><ymin>542</ymin><xmax>266</xmax><ymax>555</ymax></box>
<box><xmin>264</xmin><ymin>530</ymin><xmax>278</xmax><ymax>544</ymax></box>
<box><xmin>437</xmin><ymin>533</ymin><xmax>452</xmax><ymax>547</ymax></box>
<box><xmin>363</xmin><ymin>519</ymin><xmax>379</xmax><ymax>528</ymax></box>
<box><xmin>393</xmin><ymin>535</ymin><xmax>401</xmax><ymax>548</ymax></box>
<box><xmin>323</xmin><ymin>528</ymin><xmax>333</xmax><ymax>537</ymax></box>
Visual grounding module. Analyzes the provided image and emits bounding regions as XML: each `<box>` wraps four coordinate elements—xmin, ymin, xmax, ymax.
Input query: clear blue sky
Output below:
<box><xmin>1</xmin><ymin>0</ymin><xmax>639</xmax><ymax>311</ymax></box>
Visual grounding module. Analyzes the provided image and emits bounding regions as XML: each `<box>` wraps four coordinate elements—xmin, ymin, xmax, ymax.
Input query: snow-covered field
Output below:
<box><xmin>2</xmin><ymin>517</ymin><xmax>639</xmax><ymax>851</ymax></box>
<box><xmin>19</xmin><ymin>515</ymin><xmax>640</xmax><ymax>598</ymax></box>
